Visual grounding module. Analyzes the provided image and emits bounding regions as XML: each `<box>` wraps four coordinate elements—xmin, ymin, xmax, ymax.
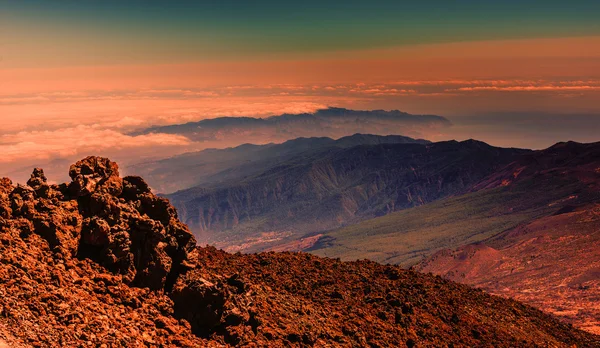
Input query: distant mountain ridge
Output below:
<box><xmin>132</xmin><ymin>108</ymin><xmax>451</xmax><ymax>142</ymax></box>
<box><xmin>472</xmin><ymin>140</ymin><xmax>600</xmax><ymax>191</ymax></box>
<box><xmin>133</xmin><ymin>107</ymin><xmax>451</xmax><ymax>140</ymax></box>
<box><xmin>127</xmin><ymin>133</ymin><xmax>430</xmax><ymax>193</ymax></box>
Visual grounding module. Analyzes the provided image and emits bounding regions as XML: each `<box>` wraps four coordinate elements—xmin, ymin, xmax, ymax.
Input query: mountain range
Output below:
<box><xmin>307</xmin><ymin>142</ymin><xmax>600</xmax><ymax>263</ymax></box>
<box><xmin>132</xmin><ymin>107</ymin><xmax>451</xmax><ymax>145</ymax></box>
<box><xmin>126</xmin><ymin>134</ymin><xmax>600</xmax><ymax>335</ymax></box>
<box><xmin>3</xmin><ymin>157</ymin><xmax>596</xmax><ymax>346</ymax></box>
<box><xmin>127</xmin><ymin>133</ymin><xmax>430</xmax><ymax>194</ymax></box>
<box><xmin>164</xmin><ymin>138</ymin><xmax>527</xmax><ymax>250</ymax></box>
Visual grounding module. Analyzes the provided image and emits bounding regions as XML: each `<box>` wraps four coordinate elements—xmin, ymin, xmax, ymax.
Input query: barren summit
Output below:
<box><xmin>0</xmin><ymin>157</ymin><xmax>597</xmax><ymax>347</ymax></box>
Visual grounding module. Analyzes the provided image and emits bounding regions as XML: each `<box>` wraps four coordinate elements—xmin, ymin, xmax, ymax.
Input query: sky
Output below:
<box><xmin>2</xmin><ymin>0</ymin><xmax>600</xmax><ymax>181</ymax></box>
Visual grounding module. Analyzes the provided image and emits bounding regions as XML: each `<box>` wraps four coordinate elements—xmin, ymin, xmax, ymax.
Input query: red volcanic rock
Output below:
<box><xmin>7</xmin><ymin>157</ymin><xmax>196</xmax><ymax>291</ymax></box>
<box><xmin>26</xmin><ymin>168</ymin><xmax>50</xmax><ymax>198</ymax></box>
<box><xmin>0</xmin><ymin>157</ymin><xmax>597</xmax><ymax>347</ymax></box>
<box><xmin>121</xmin><ymin>175</ymin><xmax>151</xmax><ymax>200</ymax></box>
<box><xmin>71</xmin><ymin>159</ymin><xmax>196</xmax><ymax>291</ymax></box>
<box><xmin>69</xmin><ymin>156</ymin><xmax>123</xmax><ymax>197</ymax></box>
<box><xmin>174</xmin><ymin>248</ymin><xmax>599</xmax><ymax>347</ymax></box>
<box><xmin>0</xmin><ymin>178</ymin><xmax>13</xmax><ymax>219</ymax></box>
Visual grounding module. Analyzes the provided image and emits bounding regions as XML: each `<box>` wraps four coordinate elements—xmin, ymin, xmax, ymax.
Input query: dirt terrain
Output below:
<box><xmin>418</xmin><ymin>203</ymin><xmax>600</xmax><ymax>335</ymax></box>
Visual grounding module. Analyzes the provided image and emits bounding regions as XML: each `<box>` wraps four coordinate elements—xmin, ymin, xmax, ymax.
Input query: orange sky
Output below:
<box><xmin>5</xmin><ymin>36</ymin><xmax>600</xmax><ymax>92</ymax></box>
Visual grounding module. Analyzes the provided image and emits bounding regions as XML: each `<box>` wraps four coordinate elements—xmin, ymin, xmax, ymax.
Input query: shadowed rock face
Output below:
<box><xmin>0</xmin><ymin>157</ymin><xmax>598</xmax><ymax>347</ymax></box>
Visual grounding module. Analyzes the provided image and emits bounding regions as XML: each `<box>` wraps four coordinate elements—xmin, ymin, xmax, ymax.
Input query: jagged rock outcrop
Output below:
<box><xmin>2</xmin><ymin>156</ymin><xmax>196</xmax><ymax>291</ymax></box>
<box><xmin>0</xmin><ymin>157</ymin><xmax>207</xmax><ymax>346</ymax></box>
<box><xmin>0</xmin><ymin>157</ymin><xmax>598</xmax><ymax>347</ymax></box>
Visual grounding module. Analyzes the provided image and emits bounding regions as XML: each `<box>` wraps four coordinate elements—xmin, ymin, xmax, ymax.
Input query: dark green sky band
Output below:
<box><xmin>4</xmin><ymin>0</ymin><xmax>600</xmax><ymax>58</ymax></box>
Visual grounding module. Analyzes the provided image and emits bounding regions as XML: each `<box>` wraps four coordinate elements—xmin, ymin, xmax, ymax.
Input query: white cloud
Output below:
<box><xmin>0</xmin><ymin>126</ymin><xmax>191</xmax><ymax>163</ymax></box>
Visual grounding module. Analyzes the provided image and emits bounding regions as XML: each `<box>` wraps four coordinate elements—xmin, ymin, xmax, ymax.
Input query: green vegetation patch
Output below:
<box><xmin>310</xmin><ymin>179</ymin><xmax>587</xmax><ymax>267</ymax></box>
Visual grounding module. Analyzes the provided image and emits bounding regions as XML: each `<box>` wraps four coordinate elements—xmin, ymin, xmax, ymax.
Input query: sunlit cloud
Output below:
<box><xmin>4</xmin><ymin>80</ymin><xmax>599</xmax><ymax>108</ymax></box>
<box><xmin>0</xmin><ymin>126</ymin><xmax>191</xmax><ymax>164</ymax></box>
<box><xmin>451</xmin><ymin>86</ymin><xmax>600</xmax><ymax>92</ymax></box>
<box><xmin>0</xmin><ymin>89</ymin><xmax>220</xmax><ymax>105</ymax></box>
<box><xmin>354</xmin><ymin>88</ymin><xmax>417</xmax><ymax>96</ymax></box>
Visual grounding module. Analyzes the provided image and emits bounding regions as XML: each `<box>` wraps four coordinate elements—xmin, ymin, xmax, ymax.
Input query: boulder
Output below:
<box><xmin>69</xmin><ymin>156</ymin><xmax>123</xmax><ymax>197</ymax></box>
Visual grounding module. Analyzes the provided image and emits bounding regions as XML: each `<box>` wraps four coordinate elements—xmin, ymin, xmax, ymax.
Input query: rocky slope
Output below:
<box><xmin>168</xmin><ymin>140</ymin><xmax>527</xmax><ymax>251</ymax></box>
<box><xmin>415</xmin><ymin>142</ymin><xmax>600</xmax><ymax>334</ymax></box>
<box><xmin>417</xmin><ymin>203</ymin><xmax>600</xmax><ymax>334</ymax></box>
<box><xmin>1</xmin><ymin>157</ymin><xmax>597</xmax><ymax>347</ymax></box>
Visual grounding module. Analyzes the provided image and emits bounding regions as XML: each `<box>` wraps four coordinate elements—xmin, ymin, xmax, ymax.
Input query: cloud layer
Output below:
<box><xmin>2</xmin><ymin>78</ymin><xmax>600</xmax><ymax>183</ymax></box>
<box><xmin>3</xmin><ymin>79</ymin><xmax>600</xmax><ymax>107</ymax></box>
<box><xmin>0</xmin><ymin>126</ymin><xmax>190</xmax><ymax>163</ymax></box>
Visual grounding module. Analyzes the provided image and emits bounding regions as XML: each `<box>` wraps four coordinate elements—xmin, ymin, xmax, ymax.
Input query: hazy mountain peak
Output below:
<box><xmin>132</xmin><ymin>108</ymin><xmax>451</xmax><ymax>147</ymax></box>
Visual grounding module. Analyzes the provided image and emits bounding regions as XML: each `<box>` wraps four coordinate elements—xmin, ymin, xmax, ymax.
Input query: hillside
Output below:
<box><xmin>167</xmin><ymin>140</ymin><xmax>527</xmax><ymax>251</ymax></box>
<box><xmin>416</xmin><ymin>203</ymin><xmax>600</xmax><ymax>334</ymax></box>
<box><xmin>0</xmin><ymin>157</ymin><xmax>597</xmax><ymax>347</ymax></box>
<box><xmin>413</xmin><ymin>141</ymin><xmax>600</xmax><ymax>333</ymax></box>
<box><xmin>307</xmin><ymin>174</ymin><xmax>598</xmax><ymax>266</ymax></box>
<box><xmin>471</xmin><ymin>140</ymin><xmax>600</xmax><ymax>191</ymax></box>
<box><xmin>305</xmin><ymin>141</ymin><xmax>600</xmax><ymax>333</ymax></box>
<box><xmin>127</xmin><ymin>134</ymin><xmax>429</xmax><ymax>194</ymax></box>
<box><xmin>305</xmin><ymin>141</ymin><xmax>600</xmax><ymax>263</ymax></box>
